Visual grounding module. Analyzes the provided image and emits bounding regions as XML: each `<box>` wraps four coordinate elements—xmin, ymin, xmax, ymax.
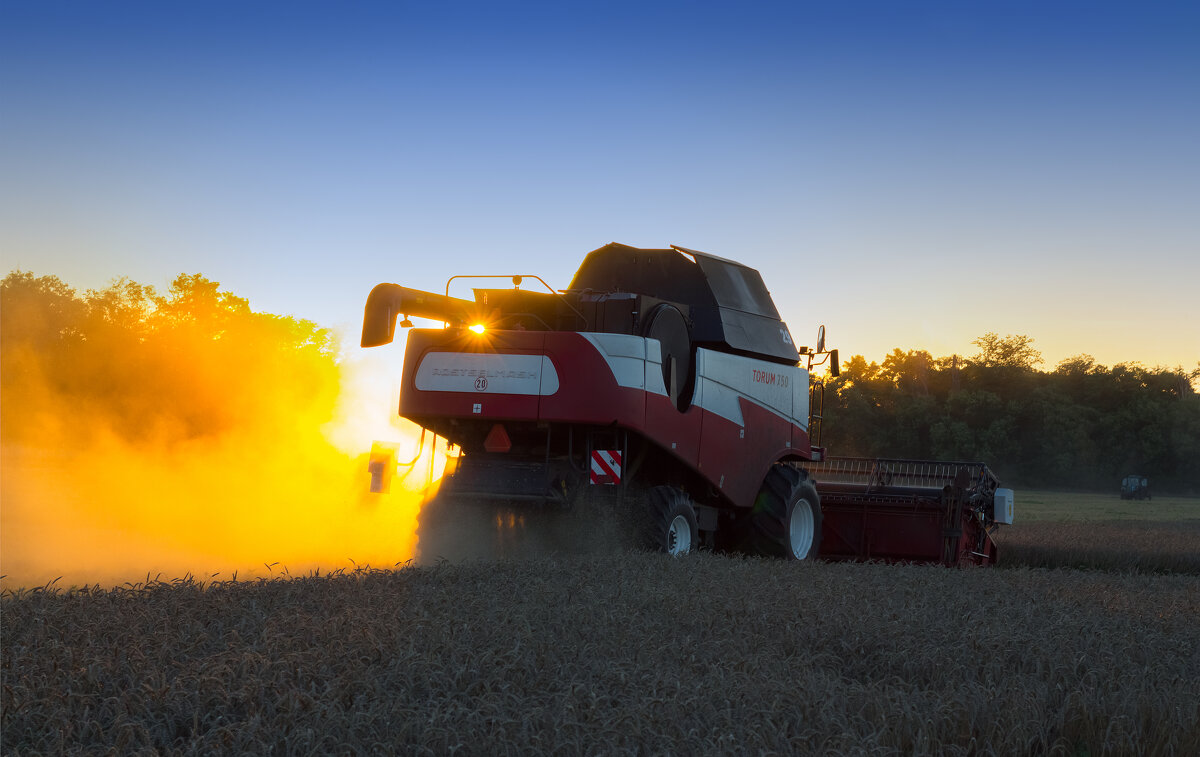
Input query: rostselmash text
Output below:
<box><xmin>430</xmin><ymin>368</ymin><xmax>538</xmax><ymax>380</ymax></box>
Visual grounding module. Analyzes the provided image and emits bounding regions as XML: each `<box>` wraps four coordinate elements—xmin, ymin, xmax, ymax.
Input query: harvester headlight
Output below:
<box><xmin>469</xmin><ymin>324</ymin><xmax>486</xmax><ymax>335</ymax></box>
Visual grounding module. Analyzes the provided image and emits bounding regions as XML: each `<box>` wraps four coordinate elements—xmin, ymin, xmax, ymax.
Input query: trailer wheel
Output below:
<box><xmin>646</xmin><ymin>486</ymin><xmax>699</xmax><ymax>556</ymax></box>
<box><xmin>748</xmin><ymin>464</ymin><xmax>821</xmax><ymax>560</ymax></box>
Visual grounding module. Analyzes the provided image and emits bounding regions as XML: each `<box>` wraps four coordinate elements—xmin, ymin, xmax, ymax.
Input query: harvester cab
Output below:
<box><xmin>362</xmin><ymin>242</ymin><xmax>1011</xmax><ymax>565</ymax></box>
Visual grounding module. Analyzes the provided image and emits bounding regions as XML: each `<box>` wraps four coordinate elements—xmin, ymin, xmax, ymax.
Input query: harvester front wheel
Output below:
<box><xmin>646</xmin><ymin>486</ymin><xmax>699</xmax><ymax>556</ymax></box>
<box><xmin>748</xmin><ymin>464</ymin><xmax>821</xmax><ymax>560</ymax></box>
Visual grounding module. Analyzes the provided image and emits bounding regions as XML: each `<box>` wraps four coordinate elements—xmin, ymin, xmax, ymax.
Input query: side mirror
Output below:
<box><xmin>817</xmin><ymin>325</ymin><xmax>826</xmax><ymax>354</ymax></box>
<box><xmin>830</xmin><ymin>349</ymin><xmax>840</xmax><ymax>377</ymax></box>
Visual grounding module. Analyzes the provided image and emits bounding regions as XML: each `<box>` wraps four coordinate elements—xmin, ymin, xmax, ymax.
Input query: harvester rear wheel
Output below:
<box><xmin>747</xmin><ymin>464</ymin><xmax>821</xmax><ymax>560</ymax></box>
<box><xmin>645</xmin><ymin>486</ymin><xmax>698</xmax><ymax>556</ymax></box>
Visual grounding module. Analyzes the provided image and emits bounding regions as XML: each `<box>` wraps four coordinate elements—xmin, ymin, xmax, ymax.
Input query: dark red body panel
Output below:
<box><xmin>809</xmin><ymin>458</ymin><xmax>1002</xmax><ymax>566</ymax></box>
<box><xmin>820</xmin><ymin>502</ymin><xmax>998</xmax><ymax>566</ymax></box>
<box><xmin>538</xmin><ymin>333</ymin><xmax>646</xmax><ymax>429</ymax></box>
<box><xmin>696</xmin><ymin>398</ymin><xmax>810</xmax><ymax>512</ymax></box>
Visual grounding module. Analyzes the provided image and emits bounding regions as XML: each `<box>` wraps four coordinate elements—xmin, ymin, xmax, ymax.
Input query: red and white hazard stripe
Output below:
<box><xmin>589</xmin><ymin>450</ymin><xmax>622</xmax><ymax>485</ymax></box>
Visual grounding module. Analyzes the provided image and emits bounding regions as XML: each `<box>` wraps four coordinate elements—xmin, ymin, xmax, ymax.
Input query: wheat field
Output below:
<box><xmin>4</xmin><ymin>549</ymin><xmax>1198</xmax><ymax>756</ymax></box>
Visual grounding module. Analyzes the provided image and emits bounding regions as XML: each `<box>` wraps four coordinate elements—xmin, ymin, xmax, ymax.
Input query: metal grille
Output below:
<box><xmin>807</xmin><ymin>457</ymin><xmax>997</xmax><ymax>494</ymax></box>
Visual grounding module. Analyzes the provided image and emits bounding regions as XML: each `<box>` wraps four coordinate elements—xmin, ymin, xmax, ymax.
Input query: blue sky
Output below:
<box><xmin>2</xmin><ymin>0</ymin><xmax>1198</xmax><ymax>369</ymax></box>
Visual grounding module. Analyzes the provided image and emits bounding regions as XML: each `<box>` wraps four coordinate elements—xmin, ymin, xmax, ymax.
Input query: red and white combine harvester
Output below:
<box><xmin>362</xmin><ymin>243</ymin><xmax>1013</xmax><ymax>564</ymax></box>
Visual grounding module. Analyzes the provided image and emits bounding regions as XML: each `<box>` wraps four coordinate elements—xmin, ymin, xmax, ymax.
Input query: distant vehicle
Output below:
<box><xmin>1120</xmin><ymin>475</ymin><xmax>1151</xmax><ymax>501</ymax></box>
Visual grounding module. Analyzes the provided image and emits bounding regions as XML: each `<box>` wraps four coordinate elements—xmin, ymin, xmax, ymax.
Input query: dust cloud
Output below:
<box><xmin>1</xmin><ymin>271</ymin><xmax>442</xmax><ymax>589</ymax></box>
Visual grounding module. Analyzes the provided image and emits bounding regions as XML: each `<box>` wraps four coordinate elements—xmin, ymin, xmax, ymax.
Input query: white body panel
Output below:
<box><xmin>579</xmin><ymin>332</ymin><xmax>808</xmax><ymax>431</ymax></box>
<box><xmin>416</xmin><ymin>332</ymin><xmax>810</xmax><ymax>434</ymax></box>
<box><xmin>415</xmin><ymin>352</ymin><xmax>560</xmax><ymax>395</ymax></box>
<box><xmin>578</xmin><ymin>333</ymin><xmax>806</xmax><ymax>431</ymax></box>
<box><xmin>694</xmin><ymin>348</ymin><xmax>808</xmax><ymax>430</ymax></box>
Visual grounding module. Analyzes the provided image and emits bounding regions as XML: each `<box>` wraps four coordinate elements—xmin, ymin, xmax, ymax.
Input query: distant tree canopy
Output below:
<box><xmin>1</xmin><ymin>271</ymin><xmax>340</xmax><ymax>447</ymax></box>
<box><xmin>5</xmin><ymin>272</ymin><xmax>1197</xmax><ymax>493</ymax></box>
<box><xmin>823</xmin><ymin>335</ymin><xmax>1200</xmax><ymax>494</ymax></box>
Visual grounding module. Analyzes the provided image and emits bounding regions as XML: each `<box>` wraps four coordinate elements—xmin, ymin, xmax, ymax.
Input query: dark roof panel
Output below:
<box><xmin>568</xmin><ymin>243</ymin><xmax>799</xmax><ymax>364</ymax></box>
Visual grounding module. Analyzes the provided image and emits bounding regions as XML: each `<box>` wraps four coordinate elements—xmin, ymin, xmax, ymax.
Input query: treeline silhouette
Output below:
<box><xmin>1</xmin><ymin>271</ymin><xmax>340</xmax><ymax>448</ymax></box>
<box><xmin>3</xmin><ymin>272</ymin><xmax>1196</xmax><ymax>494</ymax></box>
<box><xmin>822</xmin><ymin>334</ymin><xmax>1200</xmax><ymax>494</ymax></box>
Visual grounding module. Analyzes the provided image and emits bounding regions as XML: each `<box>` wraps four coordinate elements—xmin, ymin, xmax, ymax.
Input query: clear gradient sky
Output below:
<box><xmin>2</xmin><ymin>0</ymin><xmax>1197</xmax><ymax>370</ymax></box>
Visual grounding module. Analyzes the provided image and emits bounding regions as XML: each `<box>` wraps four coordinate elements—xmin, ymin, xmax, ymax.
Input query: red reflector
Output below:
<box><xmin>483</xmin><ymin>423</ymin><xmax>512</xmax><ymax>453</ymax></box>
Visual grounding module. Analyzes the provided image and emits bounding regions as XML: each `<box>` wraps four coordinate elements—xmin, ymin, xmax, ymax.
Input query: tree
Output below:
<box><xmin>970</xmin><ymin>333</ymin><xmax>1043</xmax><ymax>369</ymax></box>
<box><xmin>84</xmin><ymin>278</ymin><xmax>157</xmax><ymax>339</ymax></box>
<box><xmin>1</xmin><ymin>271</ymin><xmax>85</xmax><ymax>348</ymax></box>
<box><xmin>820</xmin><ymin>333</ymin><xmax>1199</xmax><ymax>492</ymax></box>
<box><xmin>2</xmin><ymin>269</ymin><xmax>341</xmax><ymax>447</ymax></box>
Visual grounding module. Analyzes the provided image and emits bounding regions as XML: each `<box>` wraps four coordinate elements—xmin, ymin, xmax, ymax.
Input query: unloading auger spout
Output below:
<box><xmin>360</xmin><ymin>284</ymin><xmax>479</xmax><ymax>348</ymax></box>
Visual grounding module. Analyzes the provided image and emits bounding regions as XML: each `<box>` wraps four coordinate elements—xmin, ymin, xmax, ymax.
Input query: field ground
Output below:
<box><xmin>1010</xmin><ymin>488</ymin><xmax>1200</xmax><ymax>522</ymax></box>
<box><xmin>995</xmin><ymin>490</ymin><xmax>1200</xmax><ymax>574</ymax></box>
<box><xmin>996</xmin><ymin>519</ymin><xmax>1200</xmax><ymax>574</ymax></box>
<box><xmin>4</xmin><ymin>555</ymin><xmax>1199</xmax><ymax>756</ymax></box>
<box><xmin>4</xmin><ymin>490</ymin><xmax>1199</xmax><ymax>755</ymax></box>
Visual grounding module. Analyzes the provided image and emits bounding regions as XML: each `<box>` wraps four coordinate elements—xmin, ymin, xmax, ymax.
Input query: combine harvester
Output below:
<box><xmin>362</xmin><ymin>243</ymin><xmax>1013</xmax><ymax>565</ymax></box>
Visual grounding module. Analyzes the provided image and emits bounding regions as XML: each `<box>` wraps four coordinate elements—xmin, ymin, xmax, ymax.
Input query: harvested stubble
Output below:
<box><xmin>3</xmin><ymin>554</ymin><xmax>1198</xmax><ymax>756</ymax></box>
<box><xmin>996</xmin><ymin>519</ymin><xmax>1200</xmax><ymax>574</ymax></box>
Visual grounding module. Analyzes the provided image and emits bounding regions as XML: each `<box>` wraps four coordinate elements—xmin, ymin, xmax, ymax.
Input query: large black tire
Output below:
<box><xmin>645</xmin><ymin>486</ymin><xmax>699</xmax><ymax>555</ymax></box>
<box><xmin>747</xmin><ymin>464</ymin><xmax>821</xmax><ymax>560</ymax></box>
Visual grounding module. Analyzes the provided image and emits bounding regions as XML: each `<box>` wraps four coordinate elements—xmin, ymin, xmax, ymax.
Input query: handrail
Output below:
<box><xmin>444</xmin><ymin>274</ymin><xmax>589</xmax><ymax>330</ymax></box>
<box><xmin>445</xmin><ymin>273</ymin><xmax>556</xmax><ymax>297</ymax></box>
